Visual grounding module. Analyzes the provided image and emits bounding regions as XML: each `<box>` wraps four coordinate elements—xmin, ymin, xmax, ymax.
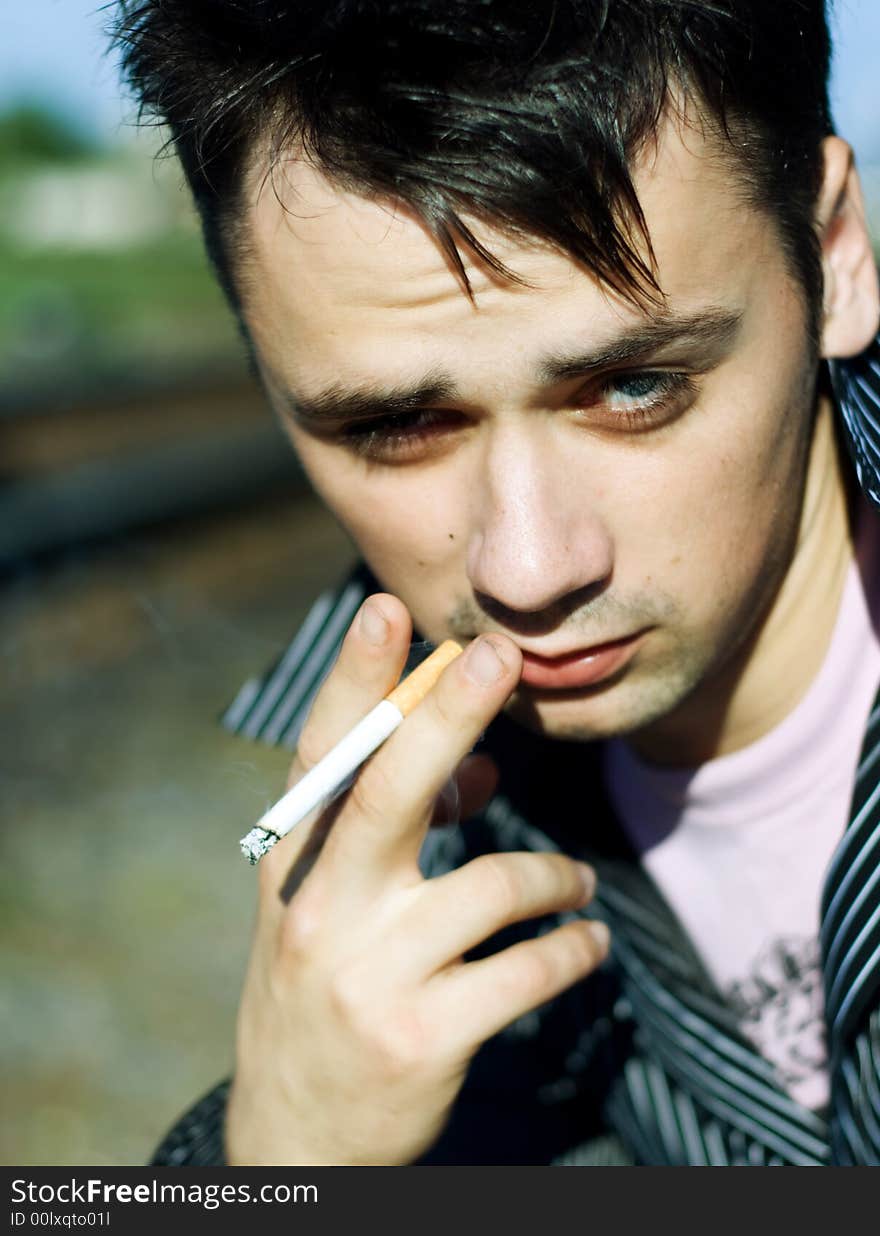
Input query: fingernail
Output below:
<box><xmin>464</xmin><ymin>636</ymin><xmax>506</xmax><ymax>685</ymax></box>
<box><xmin>588</xmin><ymin>920</ymin><xmax>610</xmax><ymax>951</ymax></box>
<box><xmin>359</xmin><ymin>600</ymin><xmax>389</xmax><ymax>646</ymax></box>
<box><xmin>577</xmin><ymin>863</ymin><xmax>596</xmax><ymax>899</ymax></box>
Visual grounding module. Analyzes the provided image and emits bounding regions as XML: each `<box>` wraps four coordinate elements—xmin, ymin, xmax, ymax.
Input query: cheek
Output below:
<box><xmin>336</xmin><ymin>475</ymin><xmax>461</xmax><ymax>562</ymax></box>
<box><xmin>294</xmin><ymin>440</ymin><xmax>469</xmax><ymax>622</ymax></box>
<box><xmin>596</xmin><ymin>366</ymin><xmax>812</xmax><ymax>618</ymax></box>
<box><xmin>354</xmin><ymin>491</ymin><xmax>470</xmax><ymax>640</ymax></box>
<box><xmin>636</xmin><ymin>384</ymin><xmax>810</xmax><ymax>627</ymax></box>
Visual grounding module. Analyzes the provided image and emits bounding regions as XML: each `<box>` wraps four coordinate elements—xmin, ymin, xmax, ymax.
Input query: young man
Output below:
<box><xmin>114</xmin><ymin>2</ymin><xmax>880</xmax><ymax>1164</ymax></box>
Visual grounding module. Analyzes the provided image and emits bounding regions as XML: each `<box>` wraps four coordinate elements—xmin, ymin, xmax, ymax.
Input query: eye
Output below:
<box><xmin>583</xmin><ymin>370</ymin><xmax>698</xmax><ymax>430</ymax></box>
<box><xmin>339</xmin><ymin>408</ymin><xmax>468</xmax><ymax>461</ymax></box>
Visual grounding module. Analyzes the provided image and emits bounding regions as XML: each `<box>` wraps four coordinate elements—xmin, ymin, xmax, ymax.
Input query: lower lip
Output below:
<box><xmin>519</xmin><ymin>632</ymin><xmax>646</xmax><ymax>690</ymax></box>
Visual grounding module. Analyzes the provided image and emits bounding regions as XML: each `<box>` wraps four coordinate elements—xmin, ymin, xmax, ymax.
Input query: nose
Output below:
<box><xmin>465</xmin><ymin>421</ymin><xmax>614</xmax><ymax>616</ymax></box>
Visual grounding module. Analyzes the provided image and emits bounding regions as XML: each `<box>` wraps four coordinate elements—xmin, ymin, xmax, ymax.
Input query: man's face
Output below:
<box><xmin>240</xmin><ymin>114</ymin><xmax>820</xmax><ymax>747</ymax></box>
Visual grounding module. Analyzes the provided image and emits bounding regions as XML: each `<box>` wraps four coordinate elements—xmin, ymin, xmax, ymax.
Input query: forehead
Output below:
<box><xmin>240</xmin><ymin>112</ymin><xmax>775</xmax><ymax>383</ymax></box>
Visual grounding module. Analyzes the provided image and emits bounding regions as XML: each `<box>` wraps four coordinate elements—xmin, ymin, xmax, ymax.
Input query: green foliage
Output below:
<box><xmin>0</xmin><ymin>104</ymin><xmax>97</xmax><ymax>168</ymax></box>
<box><xmin>0</xmin><ymin>232</ymin><xmax>244</xmax><ymax>401</ymax></box>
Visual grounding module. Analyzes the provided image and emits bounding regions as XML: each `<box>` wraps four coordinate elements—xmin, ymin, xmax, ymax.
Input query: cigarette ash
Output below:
<box><xmin>239</xmin><ymin>825</ymin><xmax>280</xmax><ymax>864</ymax></box>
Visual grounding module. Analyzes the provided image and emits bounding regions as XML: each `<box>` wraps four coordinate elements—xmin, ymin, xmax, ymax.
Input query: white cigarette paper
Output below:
<box><xmin>239</xmin><ymin>639</ymin><xmax>463</xmax><ymax>863</ymax></box>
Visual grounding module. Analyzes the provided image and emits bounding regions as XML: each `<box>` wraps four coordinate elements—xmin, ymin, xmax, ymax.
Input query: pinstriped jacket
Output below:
<box><xmin>153</xmin><ymin>338</ymin><xmax>880</xmax><ymax>1167</ymax></box>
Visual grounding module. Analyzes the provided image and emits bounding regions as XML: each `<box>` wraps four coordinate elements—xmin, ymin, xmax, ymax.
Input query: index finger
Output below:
<box><xmin>256</xmin><ymin>593</ymin><xmax>412</xmax><ymax>902</ymax></box>
<box><xmin>320</xmin><ymin>633</ymin><xmax>522</xmax><ymax>893</ymax></box>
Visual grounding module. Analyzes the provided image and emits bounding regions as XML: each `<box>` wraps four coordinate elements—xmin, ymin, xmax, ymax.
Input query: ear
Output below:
<box><xmin>818</xmin><ymin>136</ymin><xmax>880</xmax><ymax>359</ymax></box>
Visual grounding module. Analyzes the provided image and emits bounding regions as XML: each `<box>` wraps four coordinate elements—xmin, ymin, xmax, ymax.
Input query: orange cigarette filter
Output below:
<box><xmin>386</xmin><ymin>639</ymin><xmax>464</xmax><ymax>715</ymax></box>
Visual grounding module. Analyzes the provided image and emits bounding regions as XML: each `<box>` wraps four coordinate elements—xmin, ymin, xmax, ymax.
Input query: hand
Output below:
<box><xmin>225</xmin><ymin>594</ymin><xmax>609</xmax><ymax>1165</ymax></box>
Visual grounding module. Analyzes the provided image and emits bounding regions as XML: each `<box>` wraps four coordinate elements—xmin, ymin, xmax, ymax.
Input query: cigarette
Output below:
<box><xmin>239</xmin><ymin>639</ymin><xmax>463</xmax><ymax>864</ymax></box>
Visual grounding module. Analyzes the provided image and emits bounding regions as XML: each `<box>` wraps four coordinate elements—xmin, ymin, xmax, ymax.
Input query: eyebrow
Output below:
<box><xmin>276</xmin><ymin>306</ymin><xmax>743</xmax><ymax>427</ymax></box>
<box><xmin>278</xmin><ymin>376</ymin><xmax>458</xmax><ymax>429</ymax></box>
<box><xmin>537</xmin><ymin>308</ymin><xmax>743</xmax><ymax>384</ymax></box>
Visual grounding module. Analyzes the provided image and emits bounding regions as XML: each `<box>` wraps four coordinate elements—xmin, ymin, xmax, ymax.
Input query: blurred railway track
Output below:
<box><xmin>0</xmin><ymin>375</ymin><xmax>306</xmax><ymax>565</ymax></box>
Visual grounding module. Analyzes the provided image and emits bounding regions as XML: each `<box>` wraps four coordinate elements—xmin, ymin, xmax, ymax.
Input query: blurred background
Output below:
<box><xmin>2</xmin><ymin>1</ymin><xmax>878</xmax><ymax>1166</ymax></box>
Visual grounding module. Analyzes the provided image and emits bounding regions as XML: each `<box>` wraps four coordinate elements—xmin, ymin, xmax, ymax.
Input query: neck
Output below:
<box><xmin>629</xmin><ymin>393</ymin><xmax>856</xmax><ymax>766</ymax></box>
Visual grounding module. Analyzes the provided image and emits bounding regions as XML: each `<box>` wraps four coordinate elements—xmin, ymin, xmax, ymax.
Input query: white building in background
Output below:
<box><xmin>3</xmin><ymin>166</ymin><xmax>169</xmax><ymax>249</ymax></box>
<box><xmin>0</xmin><ymin>131</ymin><xmax>197</xmax><ymax>252</ymax></box>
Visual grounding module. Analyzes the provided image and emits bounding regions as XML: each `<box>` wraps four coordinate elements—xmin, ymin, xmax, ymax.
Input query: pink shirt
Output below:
<box><xmin>603</xmin><ymin>496</ymin><xmax>880</xmax><ymax>1110</ymax></box>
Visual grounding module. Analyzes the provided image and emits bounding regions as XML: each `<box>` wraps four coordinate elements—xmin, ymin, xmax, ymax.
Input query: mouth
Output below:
<box><xmin>516</xmin><ymin>630</ymin><xmax>648</xmax><ymax>690</ymax></box>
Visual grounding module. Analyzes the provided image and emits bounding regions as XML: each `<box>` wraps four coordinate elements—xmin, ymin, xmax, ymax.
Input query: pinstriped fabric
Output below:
<box><xmin>575</xmin><ymin>845</ymin><xmax>831</xmax><ymax>1165</ymax></box>
<box><xmin>151</xmin><ymin>1080</ymin><xmax>229</xmax><ymax>1166</ymax></box>
<box><xmin>221</xmin><ymin>564</ymin><xmax>376</xmax><ymax>748</ymax></box>
<box><xmin>830</xmin><ymin>345</ymin><xmax>880</xmax><ymax>514</ymax></box>
<box><xmin>672</xmin><ymin>1087</ymin><xmax>712</xmax><ymax>1164</ymax></box>
<box><xmin>821</xmin><ymin>667</ymin><xmax>880</xmax><ymax>1163</ymax></box>
<box><xmin>822</xmin><ymin>706</ymin><xmax>880</xmax><ymax>905</ymax></box>
<box><xmin>845</xmin><ymin>703</ymin><xmax>880</xmax><ymax>816</ymax></box>
<box><xmin>597</xmin><ymin>904</ymin><xmax>831</xmax><ymax>1165</ymax></box>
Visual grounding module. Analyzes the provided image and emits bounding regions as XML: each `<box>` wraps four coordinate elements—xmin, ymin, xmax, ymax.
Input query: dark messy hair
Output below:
<box><xmin>111</xmin><ymin>1</ymin><xmax>834</xmax><ymax>333</ymax></box>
